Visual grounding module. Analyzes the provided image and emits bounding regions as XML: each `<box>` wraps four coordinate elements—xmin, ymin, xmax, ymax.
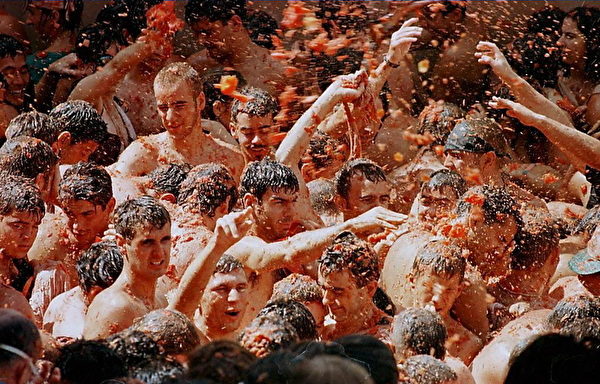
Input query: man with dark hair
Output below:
<box><xmin>186</xmin><ymin>340</ymin><xmax>256</xmax><ymax>384</ymax></box>
<box><xmin>55</xmin><ymin>340</ymin><xmax>127</xmax><ymax>384</ymax></box>
<box><xmin>43</xmin><ymin>240</ymin><xmax>123</xmax><ymax>339</ymax></box>
<box><xmin>0</xmin><ymin>34</ymin><xmax>30</xmax><ymax>112</ymax></box>
<box><xmin>410</xmin><ymin>169</ymin><xmax>467</xmax><ymax>224</ymax></box>
<box><xmin>146</xmin><ymin>163</ymin><xmax>192</xmax><ymax>203</ymax></box>
<box><xmin>398</xmin><ymin>355</ymin><xmax>459</xmax><ymax>384</ymax></box>
<box><xmin>301</xmin><ymin>133</ymin><xmax>349</xmax><ymax>183</ymax></box>
<box><xmin>0</xmin><ymin>309</ymin><xmax>42</xmax><ymax>384</ymax></box>
<box><xmin>5</xmin><ymin>111</ymin><xmax>63</xmax><ymax>147</ymax></box>
<box><xmin>307</xmin><ymin>179</ymin><xmax>342</xmax><ymax>227</ymax></box>
<box><xmin>334</xmin><ymin>159</ymin><xmax>390</xmax><ymax>221</ymax></box>
<box><xmin>201</xmin><ymin>67</ymin><xmax>247</xmax><ymax>130</ymax></box>
<box><xmin>258</xmin><ymin>299</ymin><xmax>318</xmax><ymax>341</ymax></box>
<box><xmin>318</xmin><ymin>231</ymin><xmax>390</xmax><ymax>340</ymax></box>
<box><xmin>240</xmin><ymin>309</ymin><xmax>300</xmax><ymax>358</ymax></box>
<box><xmin>111</xmin><ymin>62</ymin><xmax>244</xmax><ymax>181</ymax></box>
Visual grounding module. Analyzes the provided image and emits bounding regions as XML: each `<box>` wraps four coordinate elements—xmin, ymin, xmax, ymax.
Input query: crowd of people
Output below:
<box><xmin>0</xmin><ymin>0</ymin><xmax>599</xmax><ymax>383</ymax></box>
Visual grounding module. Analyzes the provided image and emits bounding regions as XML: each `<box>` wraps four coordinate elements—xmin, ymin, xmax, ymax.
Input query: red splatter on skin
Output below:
<box><xmin>402</xmin><ymin>132</ymin><xmax>436</xmax><ymax>146</ymax></box>
<box><xmin>434</xmin><ymin>145</ymin><xmax>445</xmax><ymax>157</ymax></box>
<box><xmin>464</xmin><ymin>168</ymin><xmax>483</xmax><ymax>185</ymax></box>
<box><xmin>441</xmin><ymin>223</ymin><xmax>467</xmax><ymax>239</ymax></box>
<box><xmin>581</xmin><ymin>184</ymin><xmax>588</xmax><ymax>195</ymax></box>
<box><xmin>542</xmin><ymin>173</ymin><xmax>559</xmax><ymax>184</ymax></box>
<box><xmin>367</xmin><ymin>229</ymin><xmax>391</xmax><ymax>244</ymax></box>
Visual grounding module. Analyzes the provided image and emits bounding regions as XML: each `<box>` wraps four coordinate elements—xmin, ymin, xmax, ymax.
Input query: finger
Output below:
<box><xmin>376</xmin><ymin>221</ymin><xmax>397</xmax><ymax>230</ymax></box>
<box><xmin>478</xmin><ymin>57</ymin><xmax>492</xmax><ymax>65</ymax></box>
<box><xmin>401</xmin><ymin>17</ymin><xmax>419</xmax><ymax>28</ymax></box>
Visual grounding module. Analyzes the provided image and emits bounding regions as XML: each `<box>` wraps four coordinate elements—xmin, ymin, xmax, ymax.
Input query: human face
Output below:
<box><xmin>417</xmin><ymin>186</ymin><xmax>458</xmax><ymax>221</ymax></box>
<box><xmin>304</xmin><ymin>301</ymin><xmax>326</xmax><ymax>332</ymax></box>
<box><xmin>444</xmin><ymin>151</ymin><xmax>481</xmax><ymax>181</ymax></box>
<box><xmin>341</xmin><ymin>175</ymin><xmax>390</xmax><ymax>220</ymax></box>
<box><xmin>155</xmin><ymin>81</ymin><xmax>202</xmax><ymax>140</ymax></box>
<box><xmin>60</xmin><ymin>140</ymin><xmax>99</xmax><ymax>164</ymax></box>
<box><xmin>0</xmin><ymin>54</ymin><xmax>29</xmax><ymax>107</ymax></box>
<box><xmin>413</xmin><ymin>272</ymin><xmax>462</xmax><ymax>315</ymax></box>
<box><xmin>232</xmin><ymin>113</ymin><xmax>276</xmax><ymax>162</ymax></box>
<box><xmin>61</xmin><ymin>199</ymin><xmax>113</xmax><ymax>249</ymax></box>
<box><xmin>319</xmin><ymin>269</ymin><xmax>372</xmax><ymax>328</ymax></box>
<box><xmin>25</xmin><ymin>4</ymin><xmax>58</xmax><ymax>39</ymax></box>
<box><xmin>200</xmin><ymin>268</ymin><xmax>249</xmax><ymax>335</ymax></box>
<box><xmin>0</xmin><ymin>210</ymin><xmax>41</xmax><ymax>259</ymax></box>
<box><xmin>192</xmin><ymin>18</ymin><xmax>233</xmax><ymax>60</ymax></box>
<box><xmin>37</xmin><ymin>164</ymin><xmax>60</xmax><ymax>206</ymax></box>
<box><xmin>124</xmin><ymin>223</ymin><xmax>171</xmax><ymax>279</ymax></box>
<box><xmin>253</xmin><ymin>189</ymin><xmax>299</xmax><ymax>240</ymax></box>
<box><xmin>558</xmin><ymin>17</ymin><xmax>586</xmax><ymax>66</ymax></box>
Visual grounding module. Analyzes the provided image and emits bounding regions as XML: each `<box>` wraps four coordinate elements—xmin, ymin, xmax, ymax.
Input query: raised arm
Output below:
<box><xmin>490</xmin><ymin>97</ymin><xmax>600</xmax><ymax>171</ymax></box>
<box><xmin>168</xmin><ymin>208</ymin><xmax>254</xmax><ymax>317</ymax></box>
<box><xmin>476</xmin><ymin>41</ymin><xmax>574</xmax><ymax>128</ymax></box>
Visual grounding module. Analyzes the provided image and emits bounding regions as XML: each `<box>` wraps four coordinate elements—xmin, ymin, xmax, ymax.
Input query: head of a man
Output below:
<box><xmin>239</xmin><ymin>309</ymin><xmax>300</xmax><ymax>358</ymax></box>
<box><xmin>55</xmin><ymin>340</ymin><xmax>127</xmax><ymax>384</ymax></box>
<box><xmin>113</xmin><ymin>196</ymin><xmax>171</xmax><ymax>280</ymax></box>
<box><xmin>397</xmin><ymin>354</ymin><xmax>458</xmax><ymax>384</ymax></box>
<box><xmin>258</xmin><ymin>300</ymin><xmax>318</xmax><ymax>341</ymax></box>
<box><xmin>547</xmin><ymin>295</ymin><xmax>600</xmax><ymax>331</ymax></box>
<box><xmin>200</xmin><ymin>254</ymin><xmax>249</xmax><ymax>337</ymax></box>
<box><xmin>49</xmin><ymin>101</ymin><xmax>109</xmax><ymax>164</ymax></box>
<box><xmin>59</xmin><ymin>162</ymin><xmax>115</xmax><ymax>249</ymax></box>
<box><xmin>201</xmin><ymin>67</ymin><xmax>247</xmax><ymax>128</ymax></box>
<box><xmin>0</xmin><ymin>309</ymin><xmax>41</xmax><ymax>384</ymax></box>
<box><xmin>185</xmin><ymin>0</ymin><xmax>248</xmax><ymax>60</ymax></box>
<box><xmin>0</xmin><ymin>34</ymin><xmax>29</xmax><ymax>109</ymax></box>
<box><xmin>569</xmin><ymin>224</ymin><xmax>600</xmax><ymax>296</ymax></box>
<box><xmin>230</xmin><ymin>87</ymin><xmax>280</xmax><ymax>162</ymax></box>
<box><xmin>271</xmin><ymin>273</ymin><xmax>326</xmax><ymax>333</ymax></box>
<box><xmin>25</xmin><ymin>0</ymin><xmax>84</xmax><ymax>40</ymax></box>
<box><xmin>5</xmin><ymin>111</ymin><xmax>63</xmax><ymax>147</ymax></box>
<box><xmin>453</xmin><ymin>185</ymin><xmax>522</xmax><ymax>282</ymax></box>
<box><xmin>76</xmin><ymin>240</ymin><xmax>123</xmax><ymax>304</ymax></box>
<box><xmin>414</xmin><ymin>169</ymin><xmax>466</xmax><ymax>222</ymax></box>
<box><xmin>147</xmin><ymin>163</ymin><xmax>191</xmax><ymax>203</ymax></box>
<box><xmin>391</xmin><ymin>308</ymin><xmax>447</xmax><ymax>361</ymax></box>
<box><xmin>301</xmin><ymin>133</ymin><xmax>349</xmax><ymax>182</ymax></box>
<box><xmin>307</xmin><ymin>178</ymin><xmax>342</xmax><ymax>227</ymax></box>
<box><xmin>187</xmin><ymin>340</ymin><xmax>256</xmax><ymax>384</ymax></box>
<box><xmin>153</xmin><ymin>63</ymin><xmax>205</xmax><ymax>140</ymax></box>
<box><xmin>240</xmin><ymin>160</ymin><xmax>300</xmax><ymax>240</ymax></box>
<box><xmin>417</xmin><ymin>101</ymin><xmax>465</xmax><ymax>147</ymax></box>
<box><xmin>178</xmin><ymin>163</ymin><xmax>238</xmax><ymax>231</ymax></box>
<box><xmin>417</xmin><ymin>1</ymin><xmax>467</xmax><ymax>40</ymax></box>
<box><xmin>411</xmin><ymin>241</ymin><xmax>466</xmax><ymax>315</ymax></box>
<box><xmin>318</xmin><ymin>231</ymin><xmax>379</xmax><ymax>329</ymax></box>
<box><xmin>334</xmin><ymin>158</ymin><xmax>389</xmax><ymax>220</ymax></box>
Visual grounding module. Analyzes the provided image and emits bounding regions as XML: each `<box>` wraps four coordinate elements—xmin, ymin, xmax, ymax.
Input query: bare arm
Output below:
<box><xmin>108</xmin><ymin>138</ymin><xmax>157</xmax><ymax>177</ymax></box>
<box><xmin>476</xmin><ymin>42</ymin><xmax>573</xmax><ymax>127</ymax></box>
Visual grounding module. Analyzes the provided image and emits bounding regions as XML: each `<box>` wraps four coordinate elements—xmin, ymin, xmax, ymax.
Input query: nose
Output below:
<box><xmin>443</xmin><ymin>154</ymin><xmax>458</xmax><ymax>170</ymax></box>
<box><xmin>251</xmin><ymin>134</ymin><xmax>264</xmax><ymax>145</ymax></box>
<box><xmin>322</xmin><ymin>290</ymin><xmax>333</xmax><ymax>307</ymax></box>
<box><xmin>228</xmin><ymin>289</ymin><xmax>240</xmax><ymax>303</ymax></box>
<box><xmin>11</xmin><ymin>71</ymin><xmax>26</xmax><ymax>86</ymax></box>
<box><xmin>165</xmin><ymin>108</ymin><xmax>176</xmax><ymax>123</ymax></box>
<box><xmin>557</xmin><ymin>36</ymin><xmax>565</xmax><ymax>47</ymax></box>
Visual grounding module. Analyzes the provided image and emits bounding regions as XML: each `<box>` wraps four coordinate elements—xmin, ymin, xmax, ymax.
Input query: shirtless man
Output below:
<box><xmin>43</xmin><ymin>241</ymin><xmax>123</xmax><ymax>339</ymax></box>
<box><xmin>318</xmin><ymin>231</ymin><xmax>392</xmax><ymax>341</ymax></box>
<box><xmin>0</xmin><ymin>35</ymin><xmax>31</xmax><ymax>113</ymax></box>
<box><xmin>110</xmin><ymin>62</ymin><xmax>244</xmax><ymax>181</ymax></box>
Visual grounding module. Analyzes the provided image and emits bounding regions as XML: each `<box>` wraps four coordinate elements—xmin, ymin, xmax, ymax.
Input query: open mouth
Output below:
<box><xmin>150</xmin><ymin>260</ymin><xmax>165</xmax><ymax>267</ymax></box>
<box><xmin>224</xmin><ymin>310</ymin><xmax>240</xmax><ymax>317</ymax></box>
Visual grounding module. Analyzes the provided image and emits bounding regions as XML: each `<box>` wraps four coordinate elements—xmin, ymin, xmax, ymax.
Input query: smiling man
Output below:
<box><xmin>0</xmin><ymin>34</ymin><xmax>30</xmax><ymax>113</ymax></box>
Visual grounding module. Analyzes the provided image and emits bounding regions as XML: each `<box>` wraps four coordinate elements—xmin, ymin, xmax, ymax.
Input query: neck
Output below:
<box><xmin>335</xmin><ymin>302</ymin><xmax>378</xmax><ymax>336</ymax></box>
<box><xmin>198</xmin><ymin>317</ymin><xmax>232</xmax><ymax>341</ymax></box>
<box><xmin>569</xmin><ymin>61</ymin><xmax>587</xmax><ymax>78</ymax></box>
<box><xmin>254</xmin><ymin>224</ymin><xmax>279</xmax><ymax>242</ymax></box>
<box><xmin>118</xmin><ymin>265</ymin><xmax>157</xmax><ymax>304</ymax></box>
<box><xmin>170</xmin><ymin>119</ymin><xmax>205</xmax><ymax>148</ymax></box>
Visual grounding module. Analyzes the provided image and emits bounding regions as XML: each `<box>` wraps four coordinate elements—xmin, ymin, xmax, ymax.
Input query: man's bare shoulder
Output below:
<box><xmin>29</xmin><ymin>213</ymin><xmax>69</xmax><ymax>264</ymax></box>
<box><xmin>110</xmin><ymin>135</ymin><xmax>160</xmax><ymax>176</ymax></box>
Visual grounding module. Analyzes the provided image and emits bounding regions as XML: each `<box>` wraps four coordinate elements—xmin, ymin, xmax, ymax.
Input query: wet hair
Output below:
<box><xmin>5</xmin><ymin>111</ymin><xmax>63</xmax><ymax>145</ymax></box>
<box><xmin>0</xmin><ymin>176</ymin><xmax>45</xmax><ymax>219</ymax></box>
<box><xmin>421</xmin><ymin>169</ymin><xmax>467</xmax><ymax>198</ymax></box>
<box><xmin>186</xmin><ymin>340</ymin><xmax>256</xmax><ymax>384</ymax></box>
<box><xmin>445</xmin><ymin>117</ymin><xmax>511</xmax><ymax>158</ymax></box>
<box><xmin>113</xmin><ymin>196</ymin><xmax>170</xmax><ymax>241</ymax></box>
<box><xmin>560</xmin><ymin>317</ymin><xmax>600</xmax><ymax>346</ymax></box>
<box><xmin>373</xmin><ymin>287</ymin><xmax>396</xmax><ymax>316</ymax></box>
<box><xmin>315</xmin><ymin>48</ymin><xmax>365</xmax><ymax>92</ymax></box>
<box><xmin>59</xmin><ymin>162</ymin><xmax>113</xmax><ymax>208</ymax></box>
<box><xmin>154</xmin><ymin>62</ymin><xmax>204</xmax><ymax>98</ymax></box>
<box><xmin>565</xmin><ymin>7</ymin><xmax>600</xmax><ymax>83</ymax></box>
<box><xmin>185</xmin><ymin>0</ymin><xmax>247</xmax><ymax>25</ymax></box>
<box><xmin>201</xmin><ymin>68</ymin><xmax>247</xmax><ymax>121</ymax></box>
<box><xmin>258</xmin><ymin>300</ymin><xmax>318</xmax><ymax>341</ymax></box>
<box><xmin>102</xmin><ymin>0</ymin><xmax>163</xmax><ymax>41</ymax></box>
<box><xmin>244</xmin><ymin>350</ymin><xmax>296</xmax><ymax>384</ymax></box>
<box><xmin>0</xmin><ymin>137</ymin><xmax>58</xmax><ymax>180</ymax></box>
<box><xmin>335</xmin><ymin>158</ymin><xmax>387</xmax><ymax>200</ymax></box>
<box><xmin>271</xmin><ymin>273</ymin><xmax>323</xmax><ymax>304</ymax></box>
<box><xmin>230</xmin><ymin>86</ymin><xmax>279</xmax><ymax>124</ymax></box>
<box><xmin>178</xmin><ymin>163</ymin><xmax>238</xmax><ymax>217</ymax></box>
<box><xmin>412</xmin><ymin>240</ymin><xmax>466</xmax><ymax>281</ymax></box>
<box><xmin>397</xmin><ymin>355</ymin><xmax>457</xmax><ymax>384</ymax></box>
<box><xmin>0</xmin><ymin>309</ymin><xmax>40</xmax><ymax>367</ymax></box>
<box><xmin>75</xmin><ymin>22</ymin><xmax>119</xmax><ymax>64</ymax></box>
<box><xmin>130</xmin><ymin>358</ymin><xmax>184</xmax><ymax>384</ymax></box>
<box><xmin>417</xmin><ymin>102</ymin><xmax>465</xmax><ymax>145</ymax></box>
<box><xmin>105</xmin><ymin>329</ymin><xmax>161</xmax><ymax>371</ymax></box>
<box><xmin>527</xmin><ymin>5</ymin><xmax>567</xmax><ymax>39</ymax></box>
<box><xmin>307</xmin><ymin>179</ymin><xmax>339</xmax><ymax>217</ymax></box>
<box><xmin>506</xmin><ymin>33</ymin><xmax>563</xmax><ymax>89</ymax></box>
<box><xmin>392</xmin><ymin>308</ymin><xmax>447</xmax><ymax>360</ymax></box>
<box><xmin>290</xmin><ymin>355</ymin><xmax>374</xmax><ymax>384</ymax></box>
<box><xmin>319</xmin><ymin>231</ymin><xmax>379</xmax><ymax>288</ymax></box>
<box><xmin>55</xmin><ymin>340</ymin><xmax>127</xmax><ymax>384</ymax></box>
<box><xmin>148</xmin><ymin>163</ymin><xmax>192</xmax><ymax>199</ymax></box>
<box><xmin>130</xmin><ymin>309</ymin><xmax>201</xmax><ymax>356</ymax></box>
<box><xmin>573</xmin><ymin>206</ymin><xmax>600</xmax><ymax>236</ymax></box>
<box><xmin>239</xmin><ymin>314</ymin><xmax>300</xmax><ymax>357</ymax></box>
<box><xmin>89</xmin><ymin>133</ymin><xmax>121</xmax><ymax>166</ymax></box>
<box><xmin>0</xmin><ymin>34</ymin><xmax>25</xmax><ymax>59</ymax></box>
<box><xmin>214</xmin><ymin>254</ymin><xmax>244</xmax><ymax>275</ymax></box>
<box><xmin>240</xmin><ymin>160</ymin><xmax>299</xmax><ymax>202</ymax></box>
<box><xmin>303</xmin><ymin>132</ymin><xmax>347</xmax><ymax>170</ymax></box>
<box><xmin>244</xmin><ymin>10</ymin><xmax>278</xmax><ymax>49</ymax></box>
<box><xmin>547</xmin><ymin>295</ymin><xmax>600</xmax><ymax>330</ymax></box>
<box><xmin>50</xmin><ymin>100</ymin><xmax>109</xmax><ymax>144</ymax></box>
<box><xmin>511</xmin><ymin>210</ymin><xmax>559</xmax><ymax>270</ymax></box>
<box><xmin>25</xmin><ymin>0</ymin><xmax>84</xmax><ymax>31</ymax></box>
<box><xmin>335</xmin><ymin>335</ymin><xmax>399</xmax><ymax>384</ymax></box>
<box><xmin>76</xmin><ymin>240</ymin><xmax>123</xmax><ymax>294</ymax></box>
<box><xmin>456</xmin><ymin>185</ymin><xmax>523</xmax><ymax>227</ymax></box>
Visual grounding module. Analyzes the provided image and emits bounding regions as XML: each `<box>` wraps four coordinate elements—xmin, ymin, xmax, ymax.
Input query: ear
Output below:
<box><xmin>213</xmin><ymin>100</ymin><xmax>226</xmax><ymax>118</ymax></box>
<box><xmin>481</xmin><ymin>151</ymin><xmax>497</xmax><ymax>171</ymax></box>
<box><xmin>229</xmin><ymin>15</ymin><xmax>243</xmax><ymax>31</ymax></box>
<box><xmin>115</xmin><ymin>233</ymin><xmax>126</xmax><ymax>248</ymax></box>
<box><xmin>159</xmin><ymin>193</ymin><xmax>177</xmax><ymax>204</ymax></box>
<box><xmin>300</xmin><ymin>163</ymin><xmax>312</xmax><ymax>182</ymax></box>
<box><xmin>56</xmin><ymin>131</ymin><xmax>72</xmax><ymax>150</ymax></box>
<box><xmin>242</xmin><ymin>193</ymin><xmax>257</xmax><ymax>209</ymax></box>
<box><xmin>196</xmin><ymin>92</ymin><xmax>206</xmax><ymax>112</ymax></box>
<box><xmin>105</xmin><ymin>197</ymin><xmax>116</xmax><ymax>213</ymax></box>
<box><xmin>365</xmin><ymin>281</ymin><xmax>378</xmax><ymax>298</ymax></box>
<box><xmin>34</xmin><ymin>172</ymin><xmax>47</xmax><ymax>193</ymax></box>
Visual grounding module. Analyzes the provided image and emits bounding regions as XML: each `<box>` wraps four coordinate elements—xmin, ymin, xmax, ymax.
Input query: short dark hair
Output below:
<box><xmin>303</xmin><ymin>132</ymin><xmax>346</xmax><ymax>170</ymax></box>
<box><xmin>178</xmin><ymin>163</ymin><xmax>238</xmax><ymax>217</ymax></box>
<box><xmin>335</xmin><ymin>334</ymin><xmax>399</xmax><ymax>384</ymax></box>
<box><xmin>511</xmin><ymin>210</ymin><xmax>559</xmax><ymax>270</ymax></box>
<box><xmin>422</xmin><ymin>169</ymin><xmax>467</xmax><ymax>197</ymax></box>
<box><xmin>0</xmin><ymin>309</ymin><xmax>40</xmax><ymax>367</ymax></box>
<box><xmin>89</xmin><ymin>133</ymin><xmax>121</xmax><ymax>166</ymax></box>
<box><xmin>397</xmin><ymin>355</ymin><xmax>457</xmax><ymax>384</ymax></box>
<box><xmin>186</xmin><ymin>340</ymin><xmax>256</xmax><ymax>384</ymax></box>
<box><xmin>506</xmin><ymin>33</ymin><xmax>563</xmax><ymax>89</ymax></box>
<box><xmin>75</xmin><ymin>22</ymin><xmax>118</xmax><ymax>64</ymax></box>
<box><xmin>392</xmin><ymin>308</ymin><xmax>447</xmax><ymax>360</ymax></box>
<box><xmin>25</xmin><ymin>0</ymin><xmax>84</xmax><ymax>31</ymax></box>
<box><xmin>289</xmin><ymin>355</ymin><xmax>373</xmax><ymax>384</ymax></box>
<box><xmin>319</xmin><ymin>231</ymin><xmax>379</xmax><ymax>288</ymax></box>
<box><xmin>214</xmin><ymin>254</ymin><xmax>244</xmax><ymax>275</ymax></box>
<box><xmin>148</xmin><ymin>163</ymin><xmax>192</xmax><ymax>199</ymax></box>
<box><xmin>154</xmin><ymin>62</ymin><xmax>204</xmax><ymax>98</ymax></box>
<box><xmin>547</xmin><ymin>295</ymin><xmax>600</xmax><ymax>330</ymax></box>
<box><xmin>239</xmin><ymin>315</ymin><xmax>300</xmax><ymax>357</ymax></box>
<box><xmin>0</xmin><ymin>175</ymin><xmax>45</xmax><ymax>219</ymax></box>
<box><xmin>566</xmin><ymin>7</ymin><xmax>600</xmax><ymax>83</ymax></box>
<box><xmin>113</xmin><ymin>196</ymin><xmax>171</xmax><ymax>241</ymax></box>
<box><xmin>417</xmin><ymin>102</ymin><xmax>465</xmax><ymax>145</ymax></box>
<box><xmin>0</xmin><ymin>137</ymin><xmax>58</xmax><ymax>180</ymax></box>
<box><xmin>5</xmin><ymin>111</ymin><xmax>63</xmax><ymax>145</ymax></box>
<box><xmin>105</xmin><ymin>329</ymin><xmax>161</xmax><ymax>372</ymax></box>
<box><xmin>412</xmin><ymin>240</ymin><xmax>466</xmax><ymax>280</ymax></box>
<box><xmin>0</xmin><ymin>34</ymin><xmax>25</xmax><ymax>59</ymax></box>
<box><xmin>185</xmin><ymin>0</ymin><xmax>247</xmax><ymax>25</ymax></box>
<box><xmin>335</xmin><ymin>158</ymin><xmax>387</xmax><ymax>200</ymax></box>
<box><xmin>456</xmin><ymin>185</ymin><xmax>522</xmax><ymax>227</ymax></box>
<box><xmin>201</xmin><ymin>68</ymin><xmax>247</xmax><ymax>121</ymax></box>
<box><xmin>240</xmin><ymin>160</ymin><xmax>299</xmax><ymax>202</ymax></box>
<box><xmin>244</xmin><ymin>10</ymin><xmax>278</xmax><ymax>49</ymax></box>
<box><xmin>271</xmin><ymin>273</ymin><xmax>323</xmax><ymax>304</ymax></box>
<box><xmin>130</xmin><ymin>358</ymin><xmax>184</xmax><ymax>384</ymax></box>
<box><xmin>56</xmin><ymin>340</ymin><xmax>127</xmax><ymax>384</ymax></box>
<box><xmin>307</xmin><ymin>179</ymin><xmax>339</xmax><ymax>217</ymax></box>
<box><xmin>315</xmin><ymin>48</ymin><xmax>365</xmax><ymax>92</ymax></box>
<box><xmin>76</xmin><ymin>240</ymin><xmax>123</xmax><ymax>293</ymax></box>
<box><xmin>259</xmin><ymin>300</ymin><xmax>318</xmax><ymax>341</ymax></box>
<box><xmin>50</xmin><ymin>101</ymin><xmax>109</xmax><ymax>144</ymax></box>
<box><xmin>59</xmin><ymin>162</ymin><xmax>113</xmax><ymax>208</ymax></box>
<box><xmin>230</xmin><ymin>87</ymin><xmax>279</xmax><ymax>124</ymax></box>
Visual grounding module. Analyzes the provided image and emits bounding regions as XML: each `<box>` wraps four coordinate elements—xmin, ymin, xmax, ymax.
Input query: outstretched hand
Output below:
<box><xmin>387</xmin><ymin>18</ymin><xmax>423</xmax><ymax>65</ymax></box>
<box><xmin>475</xmin><ymin>41</ymin><xmax>515</xmax><ymax>81</ymax></box>
<box><xmin>214</xmin><ymin>207</ymin><xmax>255</xmax><ymax>249</ymax></box>
<box><xmin>329</xmin><ymin>69</ymin><xmax>369</xmax><ymax>104</ymax></box>
<box><xmin>347</xmin><ymin>206</ymin><xmax>407</xmax><ymax>234</ymax></box>
<box><xmin>489</xmin><ymin>96</ymin><xmax>540</xmax><ymax>127</ymax></box>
